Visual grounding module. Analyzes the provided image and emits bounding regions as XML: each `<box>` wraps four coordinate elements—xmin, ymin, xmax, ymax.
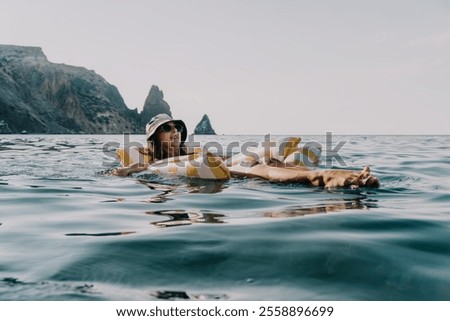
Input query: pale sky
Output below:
<box><xmin>1</xmin><ymin>0</ymin><xmax>449</xmax><ymax>134</ymax></box>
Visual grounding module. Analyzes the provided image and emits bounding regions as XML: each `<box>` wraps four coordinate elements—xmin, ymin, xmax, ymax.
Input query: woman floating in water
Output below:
<box><xmin>112</xmin><ymin>114</ymin><xmax>379</xmax><ymax>188</ymax></box>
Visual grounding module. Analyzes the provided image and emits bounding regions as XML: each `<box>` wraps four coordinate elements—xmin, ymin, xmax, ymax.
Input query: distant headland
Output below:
<box><xmin>0</xmin><ymin>44</ymin><xmax>216</xmax><ymax>135</ymax></box>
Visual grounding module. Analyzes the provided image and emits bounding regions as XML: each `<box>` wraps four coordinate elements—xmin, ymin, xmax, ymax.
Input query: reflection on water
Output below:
<box><xmin>137</xmin><ymin>176</ymin><xmax>228</xmax><ymax>203</ymax></box>
<box><xmin>146</xmin><ymin>210</ymin><xmax>226</xmax><ymax>228</ymax></box>
<box><xmin>183</xmin><ymin>178</ymin><xmax>229</xmax><ymax>194</ymax></box>
<box><xmin>264</xmin><ymin>197</ymin><xmax>376</xmax><ymax>218</ymax></box>
<box><xmin>65</xmin><ymin>231</ymin><xmax>136</xmax><ymax>237</ymax></box>
<box><xmin>146</xmin><ymin>196</ymin><xmax>376</xmax><ymax>227</ymax></box>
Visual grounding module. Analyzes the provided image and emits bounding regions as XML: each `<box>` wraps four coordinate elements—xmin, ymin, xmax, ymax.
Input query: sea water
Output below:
<box><xmin>0</xmin><ymin>134</ymin><xmax>449</xmax><ymax>300</ymax></box>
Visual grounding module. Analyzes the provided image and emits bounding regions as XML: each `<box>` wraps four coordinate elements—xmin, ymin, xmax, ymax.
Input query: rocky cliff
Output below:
<box><xmin>194</xmin><ymin>114</ymin><xmax>216</xmax><ymax>135</ymax></box>
<box><xmin>140</xmin><ymin>85</ymin><xmax>172</xmax><ymax>128</ymax></box>
<box><xmin>0</xmin><ymin>45</ymin><xmax>173</xmax><ymax>134</ymax></box>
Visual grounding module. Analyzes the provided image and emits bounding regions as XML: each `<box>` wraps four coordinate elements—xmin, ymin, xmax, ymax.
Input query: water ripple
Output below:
<box><xmin>1</xmin><ymin>135</ymin><xmax>449</xmax><ymax>300</ymax></box>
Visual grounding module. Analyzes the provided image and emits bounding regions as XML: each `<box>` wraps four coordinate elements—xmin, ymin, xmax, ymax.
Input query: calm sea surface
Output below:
<box><xmin>0</xmin><ymin>134</ymin><xmax>449</xmax><ymax>300</ymax></box>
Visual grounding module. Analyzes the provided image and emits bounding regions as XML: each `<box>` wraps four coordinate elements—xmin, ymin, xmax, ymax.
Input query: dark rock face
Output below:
<box><xmin>0</xmin><ymin>44</ymin><xmax>143</xmax><ymax>134</ymax></box>
<box><xmin>140</xmin><ymin>85</ymin><xmax>172</xmax><ymax>126</ymax></box>
<box><xmin>0</xmin><ymin>120</ymin><xmax>13</xmax><ymax>134</ymax></box>
<box><xmin>194</xmin><ymin>114</ymin><xmax>216</xmax><ymax>135</ymax></box>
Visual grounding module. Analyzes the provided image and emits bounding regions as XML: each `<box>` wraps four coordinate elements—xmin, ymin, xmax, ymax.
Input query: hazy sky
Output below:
<box><xmin>1</xmin><ymin>0</ymin><xmax>449</xmax><ymax>134</ymax></box>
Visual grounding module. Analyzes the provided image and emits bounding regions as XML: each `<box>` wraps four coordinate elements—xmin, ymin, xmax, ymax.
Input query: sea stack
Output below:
<box><xmin>140</xmin><ymin>85</ymin><xmax>172</xmax><ymax>127</ymax></box>
<box><xmin>194</xmin><ymin>114</ymin><xmax>216</xmax><ymax>135</ymax></box>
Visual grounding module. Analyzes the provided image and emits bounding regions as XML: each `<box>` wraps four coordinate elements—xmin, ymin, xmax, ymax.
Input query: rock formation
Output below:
<box><xmin>0</xmin><ymin>120</ymin><xmax>13</xmax><ymax>134</ymax></box>
<box><xmin>0</xmin><ymin>44</ymin><xmax>143</xmax><ymax>134</ymax></box>
<box><xmin>194</xmin><ymin>114</ymin><xmax>216</xmax><ymax>135</ymax></box>
<box><xmin>0</xmin><ymin>44</ymin><xmax>208</xmax><ymax>135</ymax></box>
<box><xmin>0</xmin><ymin>45</ymin><xmax>146</xmax><ymax>134</ymax></box>
<box><xmin>140</xmin><ymin>85</ymin><xmax>172</xmax><ymax>126</ymax></box>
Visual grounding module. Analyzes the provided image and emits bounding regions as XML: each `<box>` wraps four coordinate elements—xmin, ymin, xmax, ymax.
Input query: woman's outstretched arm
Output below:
<box><xmin>229</xmin><ymin>162</ymin><xmax>379</xmax><ymax>188</ymax></box>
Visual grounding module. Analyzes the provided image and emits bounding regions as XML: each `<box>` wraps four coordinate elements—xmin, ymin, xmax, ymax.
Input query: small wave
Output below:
<box><xmin>0</xmin><ymin>278</ymin><xmax>100</xmax><ymax>300</ymax></box>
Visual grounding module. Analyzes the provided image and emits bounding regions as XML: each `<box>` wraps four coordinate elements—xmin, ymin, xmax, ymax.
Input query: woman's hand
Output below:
<box><xmin>314</xmin><ymin>166</ymin><xmax>380</xmax><ymax>189</ymax></box>
<box><xmin>111</xmin><ymin>162</ymin><xmax>149</xmax><ymax>176</ymax></box>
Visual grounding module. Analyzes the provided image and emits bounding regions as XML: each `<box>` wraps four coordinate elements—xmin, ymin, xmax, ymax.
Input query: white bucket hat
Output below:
<box><xmin>145</xmin><ymin>113</ymin><xmax>187</xmax><ymax>143</ymax></box>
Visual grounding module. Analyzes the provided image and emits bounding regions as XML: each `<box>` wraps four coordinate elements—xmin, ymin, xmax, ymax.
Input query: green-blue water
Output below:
<box><xmin>1</xmin><ymin>135</ymin><xmax>449</xmax><ymax>300</ymax></box>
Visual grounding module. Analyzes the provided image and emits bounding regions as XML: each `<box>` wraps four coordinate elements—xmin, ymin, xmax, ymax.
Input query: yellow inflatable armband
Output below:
<box><xmin>283</xmin><ymin>145</ymin><xmax>322</xmax><ymax>168</ymax></box>
<box><xmin>115</xmin><ymin>146</ymin><xmax>229</xmax><ymax>180</ymax></box>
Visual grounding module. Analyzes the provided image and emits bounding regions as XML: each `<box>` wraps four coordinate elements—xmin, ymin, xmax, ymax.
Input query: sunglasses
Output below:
<box><xmin>160</xmin><ymin>123</ymin><xmax>184</xmax><ymax>133</ymax></box>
